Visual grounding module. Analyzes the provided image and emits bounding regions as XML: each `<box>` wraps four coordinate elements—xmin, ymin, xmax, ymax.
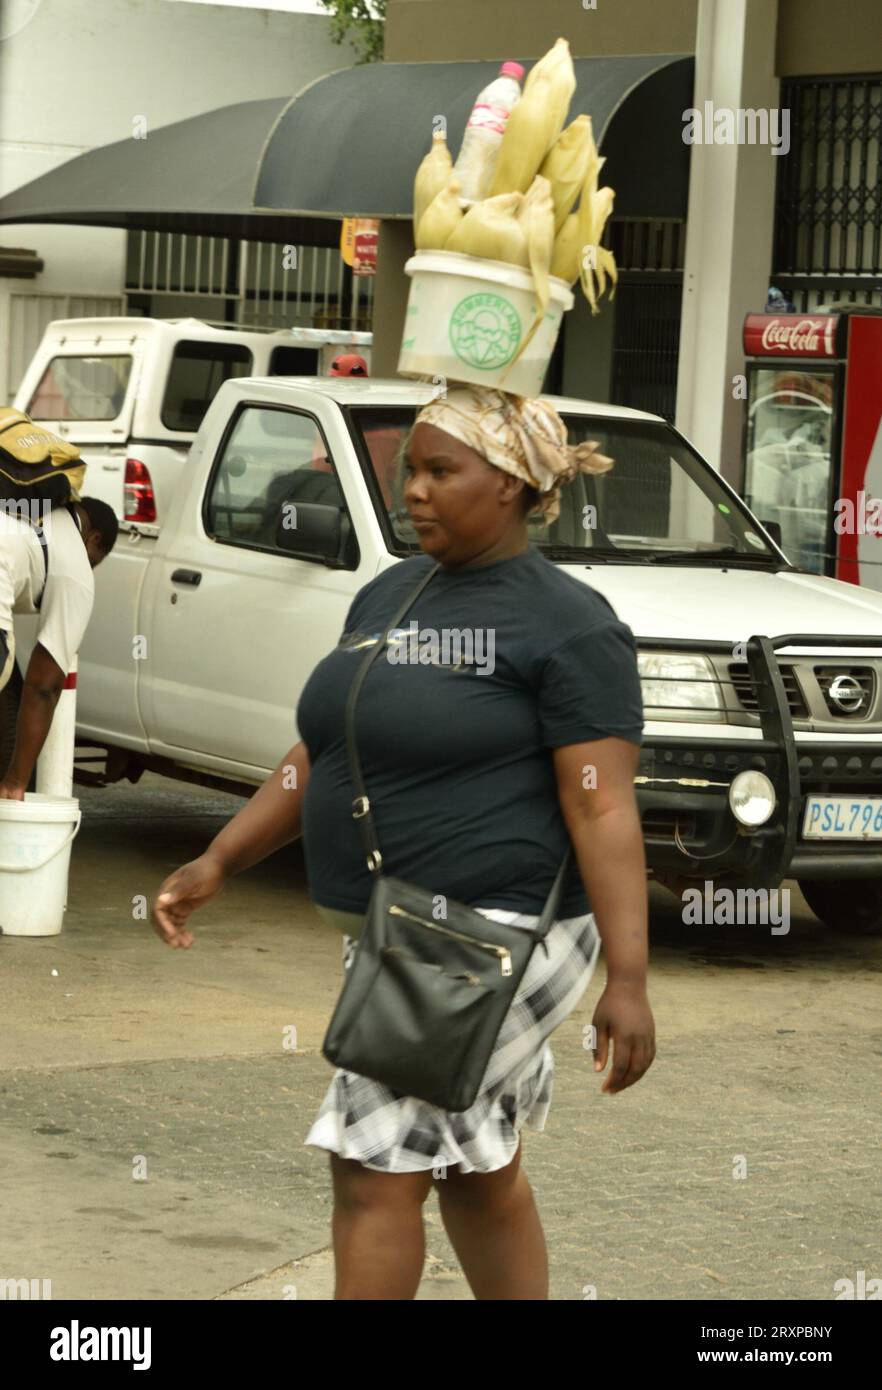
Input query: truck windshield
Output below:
<box><xmin>347</xmin><ymin>407</ymin><xmax>781</xmax><ymax>564</ymax></box>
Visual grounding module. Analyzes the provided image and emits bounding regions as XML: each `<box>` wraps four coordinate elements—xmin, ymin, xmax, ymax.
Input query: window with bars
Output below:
<box><xmin>774</xmin><ymin>74</ymin><xmax>882</xmax><ymax>310</ymax></box>
<box><xmin>124</xmin><ymin>229</ymin><xmax>373</xmax><ymax>331</ymax></box>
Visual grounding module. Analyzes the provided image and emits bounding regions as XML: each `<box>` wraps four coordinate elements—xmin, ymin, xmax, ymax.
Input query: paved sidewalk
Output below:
<box><xmin>1</xmin><ymin>778</ymin><xmax>880</xmax><ymax>1300</ymax></box>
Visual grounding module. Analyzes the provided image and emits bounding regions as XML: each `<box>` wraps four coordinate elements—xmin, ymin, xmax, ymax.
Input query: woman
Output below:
<box><xmin>151</xmin><ymin>385</ymin><xmax>655</xmax><ymax>1301</ymax></box>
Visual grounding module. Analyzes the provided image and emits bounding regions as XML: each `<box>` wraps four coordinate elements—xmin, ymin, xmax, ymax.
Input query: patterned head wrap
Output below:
<box><xmin>412</xmin><ymin>385</ymin><xmax>613</xmax><ymax>524</ymax></box>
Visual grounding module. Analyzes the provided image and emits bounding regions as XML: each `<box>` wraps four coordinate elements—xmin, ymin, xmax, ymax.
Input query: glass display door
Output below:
<box><xmin>744</xmin><ymin>365</ymin><xmax>837</xmax><ymax>574</ymax></box>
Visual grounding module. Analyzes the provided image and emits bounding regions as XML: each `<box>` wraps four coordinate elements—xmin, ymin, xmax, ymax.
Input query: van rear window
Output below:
<box><xmin>27</xmin><ymin>354</ymin><xmax>132</xmax><ymax>421</ymax></box>
<box><xmin>161</xmin><ymin>340</ymin><xmax>253</xmax><ymax>432</ymax></box>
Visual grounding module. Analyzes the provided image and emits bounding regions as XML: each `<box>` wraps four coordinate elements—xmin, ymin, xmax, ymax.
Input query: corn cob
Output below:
<box><xmin>550</xmin><ymin>211</ymin><xmax>581</xmax><ymax>284</ymax></box>
<box><xmin>415</xmin><ymin>174</ymin><xmax>464</xmax><ymax>250</ymax></box>
<box><xmin>445</xmin><ymin>190</ymin><xmax>528</xmax><ymax>264</ymax></box>
<box><xmin>518</xmin><ymin>175</ymin><xmax>555</xmax><ymax>314</ymax></box>
<box><xmin>578</xmin><ymin>185</ymin><xmax>616</xmax><ymax>313</ymax></box>
<box><xmin>413</xmin><ymin>131</ymin><xmax>453</xmax><ymax>239</ymax></box>
<box><xmin>488</xmin><ymin>38</ymin><xmax>576</xmax><ymax>197</ymax></box>
<box><xmin>539</xmin><ymin>115</ymin><xmax>592</xmax><ymax>234</ymax></box>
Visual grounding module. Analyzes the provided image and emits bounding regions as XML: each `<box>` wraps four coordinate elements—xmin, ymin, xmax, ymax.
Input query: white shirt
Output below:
<box><xmin>0</xmin><ymin>506</ymin><xmax>95</xmax><ymax>675</ymax></box>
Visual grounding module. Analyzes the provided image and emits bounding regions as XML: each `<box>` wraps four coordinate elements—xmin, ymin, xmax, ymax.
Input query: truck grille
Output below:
<box><xmin>729</xmin><ymin>663</ymin><xmax>807</xmax><ymax>717</ymax></box>
<box><xmin>724</xmin><ymin>657</ymin><xmax>882</xmax><ymax>729</ymax></box>
<box><xmin>814</xmin><ymin>666</ymin><xmax>875</xmax><ymax>718</ymax></box>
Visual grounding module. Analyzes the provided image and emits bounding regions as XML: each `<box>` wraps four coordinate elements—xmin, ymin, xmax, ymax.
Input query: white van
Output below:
<box><xmin>12</xmin><ymin>317</ymin><xmax>372</xmax><ymax>525</ymax></box>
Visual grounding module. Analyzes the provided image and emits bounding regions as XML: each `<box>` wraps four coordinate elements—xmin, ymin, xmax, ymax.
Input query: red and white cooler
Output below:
<box><xmin>742</xmin><ymin>306</ymin><xmax>882</xmax><ymax>590</ymax></box>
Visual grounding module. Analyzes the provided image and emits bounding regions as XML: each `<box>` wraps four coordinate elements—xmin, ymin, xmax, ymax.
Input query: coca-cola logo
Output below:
<box><xmin>760</xmin><ymin>318</ymin><xmax>828</xmax><ymax>352</ymax></box>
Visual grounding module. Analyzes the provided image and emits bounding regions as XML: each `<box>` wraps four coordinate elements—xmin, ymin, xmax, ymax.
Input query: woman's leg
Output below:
<box><xmin>434</xmin><ymin>1141</ymin><xmax>549</xmax><ymax>1299</ymax></box>
<box><xmin>330</xmin><ymin>1154</ymin><xmax>435</xmax><ymax>1299</ymax></box>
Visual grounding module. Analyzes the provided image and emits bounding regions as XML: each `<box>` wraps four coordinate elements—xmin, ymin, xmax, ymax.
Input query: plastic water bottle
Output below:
<box><xmin>453</xmin><ymin>61</ymin><xmax>525</xmax><ymax>204</ymax></box>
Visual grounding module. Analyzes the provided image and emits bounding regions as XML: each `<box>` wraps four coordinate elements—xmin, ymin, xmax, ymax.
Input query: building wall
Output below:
<box><xmin>0</xmin><ymin>0</ymin><xmax>355</xmax><ymax>396</ymax></box>
<box><xmin>385</xmin><ymin>0</ymin><xmax>882</xmax><ymax>73</ymax></box>
<box><xmin>384</xmin><ymin>0</ymin><xmax>699</xmax><ymax>62</ymax></box>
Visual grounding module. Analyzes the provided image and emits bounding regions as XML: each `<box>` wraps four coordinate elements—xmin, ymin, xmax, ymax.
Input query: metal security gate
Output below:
<box><xmin>124</xmin><ymin>230</ymin><xmax>372</xmax><ymax>331</ymax></box>
<box><xmin>774</xmin><ymin>74</ymin><xmax>882</xmax><ymax>310</ymax></box>
<box><xmin>5</xmin><ymin>291</ymin><xmax>125</xmax><ymax>400</ymax></box>
<box><xmin>608</xmin><ymin>218</ymin><xmax>686</xmax><ymax>421</ymax></box>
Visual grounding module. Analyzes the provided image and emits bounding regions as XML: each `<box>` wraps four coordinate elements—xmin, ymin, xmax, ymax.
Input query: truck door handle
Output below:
<box><xmin>170</xmin><ymin>568</ymin><xmax>202</xmax><ymax>586</ymax></box>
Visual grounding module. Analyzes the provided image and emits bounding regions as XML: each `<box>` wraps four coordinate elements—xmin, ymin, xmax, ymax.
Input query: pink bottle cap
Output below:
<box><xmin>500</xmin><ymin>62</ymin><xmax>525</xmax><ymax>80</ymax></box>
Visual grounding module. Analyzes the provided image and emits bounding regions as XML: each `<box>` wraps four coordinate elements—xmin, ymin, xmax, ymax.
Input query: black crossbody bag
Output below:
<box><xmin>322</xmin><ymin>562</ymin><xmax>572</xmax><ymax>1112</ymax></box>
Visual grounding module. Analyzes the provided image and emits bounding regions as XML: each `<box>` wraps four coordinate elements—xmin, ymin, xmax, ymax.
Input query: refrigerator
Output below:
<box><xmin>742</xmin><ymin>306</ymin><xmax>882</xmax><ymax>590</ymax></box>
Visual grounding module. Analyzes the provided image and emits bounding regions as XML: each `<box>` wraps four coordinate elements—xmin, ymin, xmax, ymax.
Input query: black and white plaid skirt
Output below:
<box><xmin>304</xmin><ymin>906</ymin><xmax>601</xmax><ymax>1174</ymax></box>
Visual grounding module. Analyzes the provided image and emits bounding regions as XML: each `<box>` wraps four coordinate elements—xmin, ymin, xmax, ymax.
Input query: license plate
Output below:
<box><xmin>802</xmin><ymin>796</ymin><xmax>882</xmax><ymax>840</ymax></box>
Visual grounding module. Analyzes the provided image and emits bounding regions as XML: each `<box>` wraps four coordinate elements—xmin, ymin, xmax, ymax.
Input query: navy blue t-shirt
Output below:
<box><xmin>296</xmin><ymin>546</ymin><xmax>643</xmax><ymax>918</ymax></box>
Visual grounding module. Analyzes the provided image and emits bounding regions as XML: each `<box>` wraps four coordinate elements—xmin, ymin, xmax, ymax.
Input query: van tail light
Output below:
<box><xmin>124</xmin><ymin>457</ymin><xmax>157</xmax><ymax>523</ymax></box>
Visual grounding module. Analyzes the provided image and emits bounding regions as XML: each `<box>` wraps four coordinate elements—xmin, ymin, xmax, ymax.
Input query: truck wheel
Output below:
<box><xmin>799</xmin><ymin>878</ymin><xmax>882</xmax><ymax>935</ymax></box>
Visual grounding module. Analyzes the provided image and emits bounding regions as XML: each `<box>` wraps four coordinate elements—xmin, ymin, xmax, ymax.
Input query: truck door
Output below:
<box><xmin>139</xmin><ymin>402</ymin><xmax>369</xmax><ymax>777</ymax></box>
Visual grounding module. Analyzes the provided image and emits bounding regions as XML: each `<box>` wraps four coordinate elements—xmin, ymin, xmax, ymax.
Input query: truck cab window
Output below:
<box><xmin>162</xmin><ymin>341</ymin><xmax>253</xmax><ymax>432</ymax></box>
<box><xmin>205</xmin><ymin>405</ymin><xmax>351</xmax><ymax>561</ymax></box>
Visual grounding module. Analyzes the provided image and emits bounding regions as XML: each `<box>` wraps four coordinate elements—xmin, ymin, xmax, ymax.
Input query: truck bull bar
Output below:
<box><xmin>634</xmin><ymin>632</ymin><xmax>882</xmax><ymax>888</ymax></box>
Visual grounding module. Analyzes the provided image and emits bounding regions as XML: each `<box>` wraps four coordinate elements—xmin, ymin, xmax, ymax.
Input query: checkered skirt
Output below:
<box><xmin>304</xmin><ymin>907</ymin><xmax>601</xmax><ymax>1174</ymax></box>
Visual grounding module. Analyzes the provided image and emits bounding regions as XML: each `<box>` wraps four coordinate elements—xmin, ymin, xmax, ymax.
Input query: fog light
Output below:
<box><xmin>729</xmin><ymin>770</ymin><xmax>776</xmax><ymax>827</ymax></box>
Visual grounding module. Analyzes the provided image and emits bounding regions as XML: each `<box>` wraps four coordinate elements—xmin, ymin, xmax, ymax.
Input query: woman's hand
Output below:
<box><xmin>151</xmin><ymin>853</ymin><xmax>226</xmax><ymax>949</ymax></box>
<box><xmin>592</xmin><ymin>979</ymin><xmax>655</xmax><ymax>1094</ymax></box>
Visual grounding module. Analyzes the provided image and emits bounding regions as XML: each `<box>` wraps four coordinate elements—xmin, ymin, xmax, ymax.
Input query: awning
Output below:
<box><xmin>0</xmin><ymin>55</ymin><xmax>693</xmax><ymax>241</ymax></box>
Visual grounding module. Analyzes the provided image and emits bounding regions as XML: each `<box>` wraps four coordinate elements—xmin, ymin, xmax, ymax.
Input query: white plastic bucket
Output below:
<box><xmin>398</xmin><ymin>250</ymin><xmax>574</xmax><ymax>396</ymax></box>
<box><xmin>0</xmin><ymin>794</ymin><xmax>81</xmax><ymax>937</ymax></box>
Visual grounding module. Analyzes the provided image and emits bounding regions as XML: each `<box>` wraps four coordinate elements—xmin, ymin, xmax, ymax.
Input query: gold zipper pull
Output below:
<box><xmin>498</xmin><ymin>949</ymin><xmax>512</xmax><ymax>977</ymax></box>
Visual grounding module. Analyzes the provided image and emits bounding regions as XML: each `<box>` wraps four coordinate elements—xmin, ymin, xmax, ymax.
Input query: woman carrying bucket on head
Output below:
<box><xmin>151</xmin><ymin>383</ymin><xmax>654</xmax><ymax>1299</ymax></box>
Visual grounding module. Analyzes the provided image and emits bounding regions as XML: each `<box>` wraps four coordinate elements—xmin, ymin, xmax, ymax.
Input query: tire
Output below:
<box><xmin>799</xmin><ymin>878</ymin><xmax>882</xmax><ymax>935</ymax></box>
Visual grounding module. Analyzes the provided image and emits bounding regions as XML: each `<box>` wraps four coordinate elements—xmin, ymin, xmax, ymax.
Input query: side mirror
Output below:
<box><xmin>760</xmin><ymin>519</ymin><xmax>783</xmax><ymax>548</ymax></box>
<box><xmin>275</xmin><ymin>501</ymin><xmax>356</xmax><ymax>567</ymax></box>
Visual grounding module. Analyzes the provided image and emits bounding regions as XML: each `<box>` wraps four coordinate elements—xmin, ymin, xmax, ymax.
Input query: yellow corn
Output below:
<box><xmin>415</xmin><ymin>174</ymin><xmax>464</xmax><ymax>250</ymax></box>
<box><xmin>539</xmin><ymin>115</ymin><xmax>592</xmax><ymax>234</ymax></box>
<box><xmin>445</xmin><ymin>191</ymin><xmax>528</xmax><ymax>264</ymax></box>
<box><xmin>488</xmin><ymin>38</ymin><xmax>576</xmax><ymax>197</ymax></box>
<box><xmin>550</xmin><ymin>212</ymin><xmax>581</xmax><ymax>284</ymax></box>
<box><xmin>413</xmin><ymin>131</ymin><xmax>453</xmax><ymax>239</ymax></box>
<box><xmin>518</xmin><ymin>175</ymin><xmax>554</xmax><ymax>314</ymax></box>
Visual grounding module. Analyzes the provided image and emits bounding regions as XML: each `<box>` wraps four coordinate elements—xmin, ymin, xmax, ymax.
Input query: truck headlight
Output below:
<box><xmin>637</xmin><ymin>652</ymin><xmax>724</xmax><ymax>722</ymax></box>
<box><xmin>729</xmin><ymin>770</ymin><xmax>776</xmax><ymax>826</ymax></box>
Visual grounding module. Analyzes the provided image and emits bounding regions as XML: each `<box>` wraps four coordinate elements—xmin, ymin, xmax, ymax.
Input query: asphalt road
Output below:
<box><xmin>1</xmin><ymin>774</ymin><xmax>880</xmax><ymax>1301</ymax></box>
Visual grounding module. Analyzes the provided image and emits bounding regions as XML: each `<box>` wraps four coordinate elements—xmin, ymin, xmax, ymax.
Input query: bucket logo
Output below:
<box><xmin>449</xmin><ymin>293</ymin><xmax>521</xmax><ymax>370</ymax></box>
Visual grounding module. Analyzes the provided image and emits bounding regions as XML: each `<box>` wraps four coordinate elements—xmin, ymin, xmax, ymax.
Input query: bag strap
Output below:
<box><xmin>30</xmin><ymin>503</ymin><xmax>76</xmax><ymax>610</ymax></box>
<box><xmin>343</xmin><ymin>561</ymin><xmax>572</xmax><ymax>940</ymax></box>
<box><xmin>345</xmin><ymin>562</ymin><xmax>440</xmax><ymax>876</ymax></box>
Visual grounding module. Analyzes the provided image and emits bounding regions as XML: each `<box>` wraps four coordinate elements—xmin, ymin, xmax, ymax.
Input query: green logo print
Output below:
<box><xmin>449</xmin><ymin>293</ymin><xmax>521</xmax><ymax>370</ymax></box>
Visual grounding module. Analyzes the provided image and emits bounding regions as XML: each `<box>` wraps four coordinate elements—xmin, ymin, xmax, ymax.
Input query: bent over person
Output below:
<box><xmin>152</xmin><ymin>385</ymin><xmax>655</xmax><ymax>1301</ymax></box>
<box><xmin>0</xmin><ymin>497</ymin><xmax>118</xmax><ymax>799</ymax></box>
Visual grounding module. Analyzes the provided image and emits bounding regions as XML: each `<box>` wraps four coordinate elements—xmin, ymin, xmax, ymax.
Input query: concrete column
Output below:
<box><xmin>370</xmin><ymin>220</ymin><xmax>415</xmax><ymax>377</ymax></box>
<box><xmin>675</xmin><ymin>0</ymin><xmax>781</xmax><ymax>491</ymax></box>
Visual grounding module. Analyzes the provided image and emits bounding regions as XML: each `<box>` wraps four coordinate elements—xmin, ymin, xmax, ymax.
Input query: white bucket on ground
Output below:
<box><xmin>0</xmin><ymin>793</ymin><xmax>81</xmax><ymax>937</ymax></box>
<box><xmin>398</xmin><ymin>250</ymin><xmax>574</xmax><ymax>397</ymax></box>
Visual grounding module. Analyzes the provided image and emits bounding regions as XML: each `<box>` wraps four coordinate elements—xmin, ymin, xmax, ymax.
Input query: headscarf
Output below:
<box><xmin>412</xmin><ymin>384</ymin><xmax>613</xmax><ymax>523</ymax></box>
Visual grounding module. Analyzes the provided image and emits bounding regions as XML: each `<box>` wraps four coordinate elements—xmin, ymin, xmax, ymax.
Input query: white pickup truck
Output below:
<box><xmin>10</xmin><ymin>375</ymin><xmax>882</xmax><ymax>934</ymax></box>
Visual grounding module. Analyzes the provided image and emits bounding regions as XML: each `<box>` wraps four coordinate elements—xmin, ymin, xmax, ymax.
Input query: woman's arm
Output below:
<box><xmin>553</xmin><ymin>738</ymin><xmax>655</xmax><ymax>1094</ymax></box>
<box><xmin>151</xmin><ymin>739</ymin><xmax>311</xmax><ymax>947</ymax></box>
<box><xmin>206</xmin><ymin>738</ymin><xmax>311</xmax><ymax>875</ymax></box>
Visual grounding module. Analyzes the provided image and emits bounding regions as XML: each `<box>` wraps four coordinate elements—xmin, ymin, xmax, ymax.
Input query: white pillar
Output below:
<box><xmin>36</xmin><ymin>654</ymin><xmax>76</xmax><ymax>799</ymax></box>
<box><xmin>675</xmin><ymin>0</ymin><xmax>781</xmax><ymax>492</ymax></box>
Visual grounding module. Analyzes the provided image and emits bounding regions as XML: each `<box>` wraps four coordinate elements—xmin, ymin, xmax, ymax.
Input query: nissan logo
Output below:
<box><xmin>827</xmin><ymin>674</ymin><xmax>866</xmax><ymax>713</ymax></box>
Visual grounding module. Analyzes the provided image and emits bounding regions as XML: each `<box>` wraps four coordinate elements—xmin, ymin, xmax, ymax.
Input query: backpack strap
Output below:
<box><xmin>30</xmin><ymin>500</ymin><xmax>78</xmax><ymax>611</ymax></box>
